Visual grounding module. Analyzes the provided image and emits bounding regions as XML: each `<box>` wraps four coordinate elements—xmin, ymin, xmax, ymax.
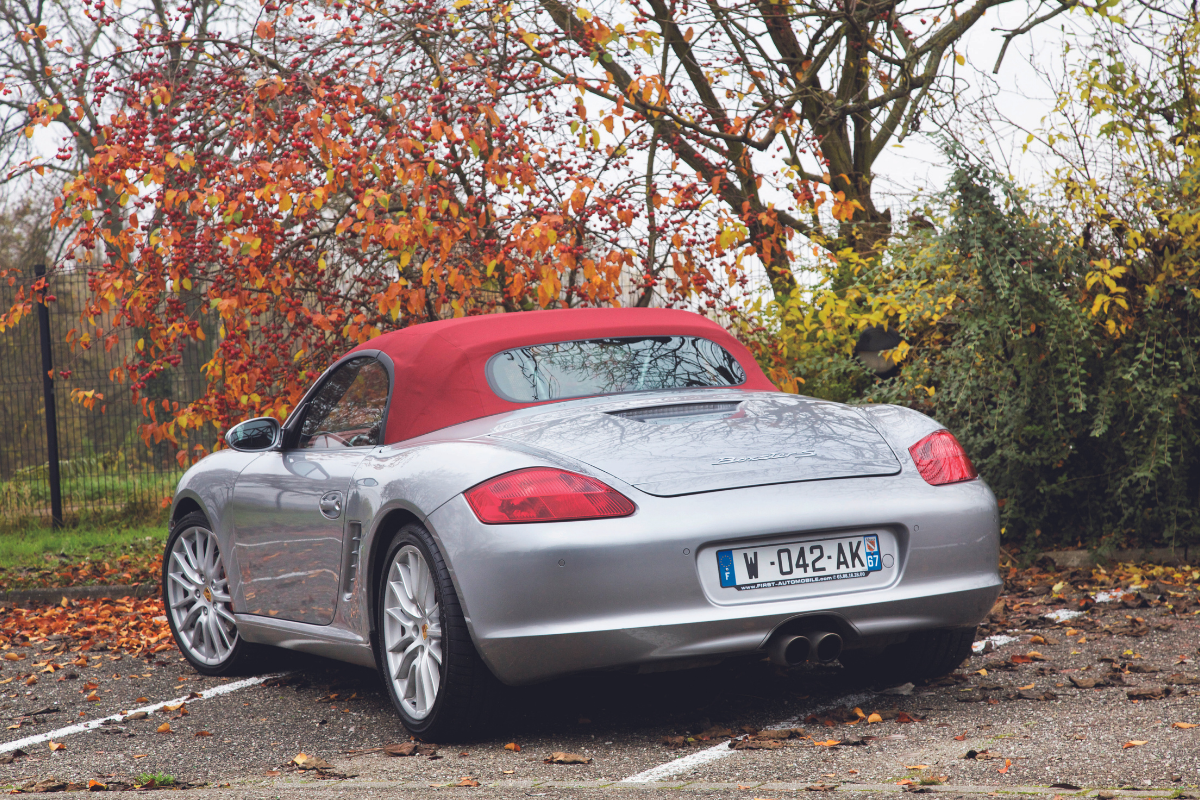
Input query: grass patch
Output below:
<box><xmin>0</xmin><ymin>520</ymin><xmax>166</xmax><ymax>589</ymax></box>
<box><xmin>135</xmin><ymin>773</ymin><xmax>175</xmax><ymax>787</ymax></box>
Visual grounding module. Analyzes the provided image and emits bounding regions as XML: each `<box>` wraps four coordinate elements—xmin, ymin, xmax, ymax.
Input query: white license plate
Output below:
<box><xmin>716</xmin><ymin>534</ymin><xmax>883</xmax><ymax>591</ymax></box>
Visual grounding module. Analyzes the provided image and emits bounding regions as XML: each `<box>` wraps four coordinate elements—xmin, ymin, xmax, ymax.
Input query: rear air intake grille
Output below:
<box><xmin>608</xmin><ymin>401</ymin><xmax>742</xmax><ymax>424</ymax></box>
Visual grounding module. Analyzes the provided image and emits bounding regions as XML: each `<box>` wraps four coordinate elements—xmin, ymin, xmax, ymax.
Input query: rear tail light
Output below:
<box><xmin>464</xmin><ymin>467</ymin><xmax>637</xmax><ymax>524</ymax></box>
<box><xmin>908</xmin><ymin>430</ymin><xmax>978</xmax><ymax>486</ymax></box>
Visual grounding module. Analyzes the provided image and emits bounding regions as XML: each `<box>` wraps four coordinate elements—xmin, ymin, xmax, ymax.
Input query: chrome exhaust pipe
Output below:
<box><xmin>768</xmin><ymin>634</ymin><xmax>811</xmax><ymax>667</ymax></box>
<box><xmin>809</xmin><ymin>631</ymin><xmax>843</xmax><ymax>663</ymax></box>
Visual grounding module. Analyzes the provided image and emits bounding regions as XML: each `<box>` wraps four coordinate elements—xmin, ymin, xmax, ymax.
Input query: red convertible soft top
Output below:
<box><xmin>347</xmin><ymin>307</ymin><xmax>776</xmax><ymax>444</ymax></box>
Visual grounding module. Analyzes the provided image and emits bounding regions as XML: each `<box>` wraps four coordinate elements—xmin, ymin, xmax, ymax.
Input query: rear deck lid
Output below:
<box><xmin>488</xmin><ymin>393</ymin><xmax>901</xmax><ymax>497</ymax></box>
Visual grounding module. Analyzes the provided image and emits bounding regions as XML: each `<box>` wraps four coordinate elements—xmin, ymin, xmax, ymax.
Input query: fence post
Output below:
<box><xmin>35</xmin><ymin>263</ymin><xmax>64</xmax><ymax>529</ymax></box>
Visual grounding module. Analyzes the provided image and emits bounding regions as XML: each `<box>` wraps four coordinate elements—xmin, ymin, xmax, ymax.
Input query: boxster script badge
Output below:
<box><xmin>712</xmin><ymin>450</ymin><xmax>816</xmax><ymax>466</ymax></box>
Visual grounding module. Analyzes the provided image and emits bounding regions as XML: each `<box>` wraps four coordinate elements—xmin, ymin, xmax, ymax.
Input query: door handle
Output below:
<box><xmin>319</xmin><ymin>491</ymin><xmax>344</xmax><ymax>520</ymax></box>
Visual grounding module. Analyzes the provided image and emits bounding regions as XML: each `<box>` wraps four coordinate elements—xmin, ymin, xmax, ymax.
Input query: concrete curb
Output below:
<box><xmin>0</xmin><ymin>583</ymin><xmax>157</xmax><ymax>605</ymax></box>
<box><xmin>1042</xmin><ymin>547</ymin><xmax>1195</xmax><ymax>568</ymax></box>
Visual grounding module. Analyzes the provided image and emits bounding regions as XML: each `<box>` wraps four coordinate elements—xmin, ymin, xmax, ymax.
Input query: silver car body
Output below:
<box><xmin>171</xmin><ymin>357</ymin><xmax>1002</xmax><ymax>685</ymax></box>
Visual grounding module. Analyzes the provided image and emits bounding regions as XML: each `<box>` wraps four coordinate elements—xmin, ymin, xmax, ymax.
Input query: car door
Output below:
<box><xmin>229</xmin><ymin>355</ymin><xmax>390</xmax><ymax>625</ymax></box>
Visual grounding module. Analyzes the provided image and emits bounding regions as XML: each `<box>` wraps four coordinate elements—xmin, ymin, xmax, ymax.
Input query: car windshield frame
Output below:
<box><xmin>485</xmin><ymin>335</ymin><xmax>747</xmax><ymax>403</ymax></box>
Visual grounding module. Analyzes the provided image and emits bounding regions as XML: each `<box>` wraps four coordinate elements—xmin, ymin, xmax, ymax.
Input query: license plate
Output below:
<box><xmin>716</xmin><ymin>534</ymin><xmax>883</xmax><ymax>591</ymax></box>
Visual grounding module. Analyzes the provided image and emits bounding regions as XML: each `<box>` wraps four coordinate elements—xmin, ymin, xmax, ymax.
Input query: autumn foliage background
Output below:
<box><xmin>0</xmin><ymin>0</ymin><xmax>1197</xmax><ymax>550</ymax></box>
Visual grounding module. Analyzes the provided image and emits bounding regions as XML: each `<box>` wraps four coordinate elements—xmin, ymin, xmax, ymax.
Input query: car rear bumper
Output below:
<box><xmin>427</xmin><ymin>474</ymin><xmax>1001</xmax><ymax>685</ymax></box>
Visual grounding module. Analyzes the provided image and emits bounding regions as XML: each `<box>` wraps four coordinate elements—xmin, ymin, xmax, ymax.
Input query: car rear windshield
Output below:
<box><xmin>486</xmin><ymin>336</ymin><xmax>747</xmax><ymax>403</ymax></box>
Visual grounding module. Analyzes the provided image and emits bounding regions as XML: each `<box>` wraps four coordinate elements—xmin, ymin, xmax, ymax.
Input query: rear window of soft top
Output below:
<box><xmin>486</xmin><ymin>335</ymin><xmax>747</xmax><ymax>403</ymax></box>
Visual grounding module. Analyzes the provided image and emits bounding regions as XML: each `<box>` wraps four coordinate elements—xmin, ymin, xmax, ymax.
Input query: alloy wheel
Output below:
<box><xmin>383</xmin><ymin>545</ymin><xmax>443</xmax><ymax>720</ymax></box>
<box><xmin>166</xmin><ymin>526</ymin><xmax>239</xmax><ymax>666</ymax></box>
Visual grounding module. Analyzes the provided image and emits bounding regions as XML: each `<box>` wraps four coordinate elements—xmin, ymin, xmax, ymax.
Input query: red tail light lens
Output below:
<box><xmin>908</xmin><ymin>430</ymin><xmax>978</xmax><ymax>486</ymax></box>
<box><xmin>464</xmin><ymin>468</ymin><xmax>637</xmax><ymax>524</ymax></box>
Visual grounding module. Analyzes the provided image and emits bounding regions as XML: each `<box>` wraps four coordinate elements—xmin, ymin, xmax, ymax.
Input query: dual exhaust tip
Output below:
<box><xmin>767</xmin><ymin>630</ymin><xmax>843</xmax><ymax>667</ymax></box>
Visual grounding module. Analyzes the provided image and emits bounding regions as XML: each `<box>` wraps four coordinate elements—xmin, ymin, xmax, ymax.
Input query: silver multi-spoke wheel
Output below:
<box><xmin>166</xmin><ymin>526</ymin><xmax>238</xmax><ymax>667</ymax></box>
<box><xmin>383</xmin><ymin>545</ymin><xmax>443</xmax><ymax>720</ymax></box>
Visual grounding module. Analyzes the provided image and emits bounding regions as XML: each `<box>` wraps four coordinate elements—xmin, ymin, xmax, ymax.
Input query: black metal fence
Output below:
<box><xmin>1</xmin><ymin>268</ymin><xmax>210</xmax><ymax>528</ymax></box>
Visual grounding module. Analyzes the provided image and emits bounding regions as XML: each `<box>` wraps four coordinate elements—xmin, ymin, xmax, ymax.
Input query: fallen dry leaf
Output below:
<box><xmin>755</xmin><ymin>729</ymin><xmax>796</xmax><ymax>740</ymax></box>
<box><xmin>195</xmin><ymin>730</ymin><xmax>213</xmax><ymax>737</ymax></box>
<box><xmin>124</xmin><ymin>711</ymin><xmax>148</xmax><ymax>721</ymax></box>
<box><xmin>48</xmin><ymin>741</ymin><xmax>65</xmax><ymax>752</ymax></box>
<box><xmin>867</xmin><ymin>713</ymin><xmax>883</xmax><ymax>724</ymax></box>
<box><xmin>87</xmin><ymin>779</ymin><xmax>106</xmax><ymax>791</ymax></box>
<box><xmin>156</xmin><ymin>722</ymin><xmax>172</xmax><ymax>733</ymax></box>
<box><xmin>293</xmin><ymin>753</ymin><xmax>334</xmax><ymax>770</ymax></box>
<box><xmin>1171</xmin><ymin>722</ymin><xmax>1198</xmax><ymax>729</ymax></box>
<box><xmin>501</xmin><ymin>770</ymin><xmax>514</xmax><ymax>775</ymax></box>
<box><xmin>998</xmin><ymin>758</ymin><xmax>1011</xmax><ymax>774</ymax></box>
<box><xmin>964</xmin><ymin>749</ymin><xmax>1004</xmax><ymax>760</ymax></box>
<box><xmin>1122</xmin><ymin>740</ymin><xmax>1148</xmax><ymax>749</ymax></box>
<box><xmin>731</xmin><ymin>738</ymin><xmax>784</xmax><ymax>751</ymax></box>
<box><xmin>1018</xmin><ymin>683</ymin><xmax>1035</xmax><ymax>691</ymax></box>
<box><xmin>904</xmin><ymin>764</ymin><xmax>929</xmax><ymax>769</ymax></box>
<box><xmin>456</xmin><ymin>777</ymin><xmax>480</xmax><ymax>787</ymax></box>
<box><xmin>385</xmin><ymin>742</ymin><xmax>418</xmax><ymax>757</ymax></box>
<box><xmin>806</xmin><ymin>784</ymin><xmax>837</xmax><ymax>792</ymax></box>
<box><xmin>544</xmin><ymin>752</ymin><xmax>591</xmax><ymax>764</ymax></box>
<box><xmin>504</xmin><ymin>742</ymin><xmax>521</xmax><ymax>752</ymax></box>
<box><xmin>813</xmin><ymin>739</ymin><xmax>841</xmax><ymax>747</ymax></box>
<box><xmin>1166</xmin><ymin>673</ymin><xmax>1200</xmax><ymax>686</ymax></box>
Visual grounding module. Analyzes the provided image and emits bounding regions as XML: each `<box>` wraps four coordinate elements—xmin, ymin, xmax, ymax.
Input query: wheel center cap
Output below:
<box><xmin>421</xmin><ymin>623</ymin><xmax>429</xmax><ymax>640</ymax></box>
<box><xmin>203</xmin><ymin>587</ymin><xmax>213</xmax><ymax>603</ymax></box>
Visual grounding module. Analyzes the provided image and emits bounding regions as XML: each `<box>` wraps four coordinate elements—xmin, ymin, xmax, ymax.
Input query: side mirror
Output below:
<box><xmin>225</xmin><ymin>417</ymin><xmax>282</xmax><ymax>452</ymax></box>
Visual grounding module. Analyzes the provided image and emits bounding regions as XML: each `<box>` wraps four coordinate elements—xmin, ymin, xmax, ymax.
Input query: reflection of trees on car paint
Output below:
<box><xmin>489</xmin><ymin>337</ymin><xmax>746</xmax><ymax>403</ymax></box>
<box><xmin>298</xmin><ymin>358</ymin><xmax>390</xmax><ymax>449</ymax></box>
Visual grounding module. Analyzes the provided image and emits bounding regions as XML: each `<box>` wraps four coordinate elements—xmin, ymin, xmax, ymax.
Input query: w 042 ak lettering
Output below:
<box><xmin>717</xmin><ymin>533</ymin><xmax>886</xmax><ymax>591</ymax></box>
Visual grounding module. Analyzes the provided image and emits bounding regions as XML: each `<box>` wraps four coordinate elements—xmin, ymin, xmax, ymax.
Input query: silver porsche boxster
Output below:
<box><xmin>164</xmin><ymin>307</ymin><xmax>1001</xmax><ymax>739</ymax></box>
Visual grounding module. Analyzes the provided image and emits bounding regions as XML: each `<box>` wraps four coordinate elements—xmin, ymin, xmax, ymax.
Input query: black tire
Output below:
<box><xmin>163</xmin><ymin>511</ymin><xmax>266</xmax><ymax>676</ymax></box>
<box><xmin>840</xmin><ymin>627</ymin><xmax>976</xmax><ymax>685</ymax></box>
<box><xmin>374</xmin><ymin>522</ymin><xmax>497</xmax><ymax>741</ymax></box>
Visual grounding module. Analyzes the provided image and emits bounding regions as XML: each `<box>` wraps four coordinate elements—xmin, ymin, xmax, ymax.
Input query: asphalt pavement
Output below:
<box><xmin>1</xmin><ymin>584</ymin><xmax>1198</xmax><ymax>797</ymax></box>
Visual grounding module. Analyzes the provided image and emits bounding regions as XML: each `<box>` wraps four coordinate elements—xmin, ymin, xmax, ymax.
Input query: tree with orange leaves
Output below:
<box><xmin>4</xmin><ymin>0</ymin><xmax>720</xmax><ymax>456</ymax></box>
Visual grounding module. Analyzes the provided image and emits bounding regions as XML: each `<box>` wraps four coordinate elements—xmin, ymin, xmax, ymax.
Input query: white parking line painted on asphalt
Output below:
<box><xmin>619</xmin><ymin>691</ymin><xmax>875</xmax><ymax>784</ymax></box>
<box><xmin>0</xmin><ymin>672</ymin><xmax>289</xmax><ymax>754</ymax></box>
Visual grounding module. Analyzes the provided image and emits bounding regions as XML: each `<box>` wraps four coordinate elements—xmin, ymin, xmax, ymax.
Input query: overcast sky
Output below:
<box><xmin>872</xmin><ymin>4</ymin><xmax>1093</xmax><ymax>205</ymax></box>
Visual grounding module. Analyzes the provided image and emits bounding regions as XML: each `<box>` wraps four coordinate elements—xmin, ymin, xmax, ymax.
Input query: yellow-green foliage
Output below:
<box><xmin>744</xmin><ymin>19</ymin><xmax>1200</xmax><ymax>549</ymax></box>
